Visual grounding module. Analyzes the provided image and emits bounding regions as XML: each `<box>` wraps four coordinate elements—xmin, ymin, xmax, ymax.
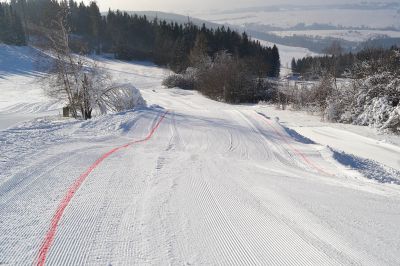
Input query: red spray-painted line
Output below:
<box><xmin>36</xmin><ymin>111</ymin><xmax>169</xmax><ymax>266</ymax></box>
<box><xmin>256</xmin><ymin>112</ymin><xmax>331</xmax><ymax>176</ymax></box>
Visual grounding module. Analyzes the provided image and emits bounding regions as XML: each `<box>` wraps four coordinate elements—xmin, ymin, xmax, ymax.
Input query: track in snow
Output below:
<box><xmin>36</xmin><ymin>111</ymin><xmax>168</xmax><ymax>266</ymax></box>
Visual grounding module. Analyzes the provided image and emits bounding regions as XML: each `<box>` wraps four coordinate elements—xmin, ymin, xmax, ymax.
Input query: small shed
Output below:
<box><xmin>62</xmin><ymin>106</ymin><xmax>70</xmax><ymax>117</ymax></box>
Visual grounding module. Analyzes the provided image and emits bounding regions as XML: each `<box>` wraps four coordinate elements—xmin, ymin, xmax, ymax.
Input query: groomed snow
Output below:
<box><xmin>0</xmin><ymin>44</ymin><xmax>61</xmax><ymax>129</ymax></box>
<box><xmin>1</xmin><ymin>46</ymin><xmax>400</xmax><ymax>265</ymax></box>
<box><xmin>256</xmin><ymin>104</ymin><xmax>400</xmax><ymax>172</ymax></box>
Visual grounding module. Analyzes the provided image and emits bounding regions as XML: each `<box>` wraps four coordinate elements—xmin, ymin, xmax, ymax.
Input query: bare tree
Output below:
<box><xmin>33</xmin><ymin>4</ymin><xmax>143</xmax><ymax>119</ymax></box>
<box><xmin>31</xmin><ymin>4</ymin><xmax>82</xmax><ymax>118</ymax></box>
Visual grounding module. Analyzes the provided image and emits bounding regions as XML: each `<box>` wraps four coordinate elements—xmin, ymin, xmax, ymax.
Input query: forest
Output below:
<box><xmin>0</xmin><ymin>0</ymin><xmax>280</xmax><ymax>78</ymax></box>
<box><xmin>0</xmin><ymin>2</ymin><xmax>25</xmax><ymax>45</ymax></box>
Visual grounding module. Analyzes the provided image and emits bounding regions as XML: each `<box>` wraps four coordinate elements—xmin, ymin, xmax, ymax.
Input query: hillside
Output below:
<box><xmin>0</xmin><ymin>44</ymin><xmax>59</xmax><ymax>130</ymax></box>
<box><xmin>0</xmin><ymin>45</ymin><xmax>400</xmax><ymax>265</ymax></box>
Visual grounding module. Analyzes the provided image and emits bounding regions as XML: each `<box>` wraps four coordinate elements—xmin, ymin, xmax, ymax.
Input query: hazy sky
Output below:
<box><xmin>90</xmin><ymin>0</ymin><xmax>388</xmax><ymax>13</ymax></box>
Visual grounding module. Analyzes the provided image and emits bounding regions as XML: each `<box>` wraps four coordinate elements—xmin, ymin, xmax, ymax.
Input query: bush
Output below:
<box><xmin>163</xmin><ymin>51</ymin><xmax>280</xmax><ymax>104</ymax></box>
<box><xmin>162</xmin><ymin>72</ymin><xmax>195</xmax><ymax>90</ymax></box>
<box><xmin>323</xmin><ymin>49</ymin><xmax>399</xmax><ymax>133</ymax></box>
<box><xmin>382</xmin><ymin>107</ymin><xmax>400</xmax><ymax>133</ymax></box>
<box><xmin>194</xmin><ymin>51</ymin><xmax>271</xmax><ymax>103</ymax></box>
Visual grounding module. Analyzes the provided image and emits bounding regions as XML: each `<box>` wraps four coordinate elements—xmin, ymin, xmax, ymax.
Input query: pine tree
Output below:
<box><xmin>270</xmin><ymin>45</ymin><xmax>280</xmax><ymax>77</ymax></box>
<box><xmin>171</xmin><ymin>37</ymin><xmax>187</xmax><ymax>73</ymax></box>
<box><xmin>88</xmin><ymin>1</ymin><xmax>102</xmax><ymax>53</ymax></box>
<box><xmin>291</xmin><ymin>58</ymin><xmax>297</xmax><ymax>73</ymax></box>
<box><xmin>11</xmin><ymin>9</ymin><xmax>25</xmax><ymax>45</ymax></box>
<box><xmin>189</xmin><ymin>33</ymin><xmax>208</xmax><ymax>67</ymax></box>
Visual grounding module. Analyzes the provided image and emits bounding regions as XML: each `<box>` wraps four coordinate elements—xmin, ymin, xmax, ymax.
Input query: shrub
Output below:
<box><xmin>162</xmin><ymin>73</ymin><xmax>195</xmax><ymax>90</ymax></box>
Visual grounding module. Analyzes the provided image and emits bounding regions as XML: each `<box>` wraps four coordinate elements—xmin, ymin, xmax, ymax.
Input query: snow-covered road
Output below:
<box><xmin>1</xmin><ymin>58</ymin><xmax>400</xmax><ymax>265</ymax></box>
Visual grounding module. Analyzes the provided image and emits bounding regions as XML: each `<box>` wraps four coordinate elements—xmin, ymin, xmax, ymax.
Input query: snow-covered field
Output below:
<box><xmin>270</xmin><ymin>29</ymin><xmax>400</xmax><ymax>42</ymax></box>
<box><xmin>1</xmin><ymin>46</ymin><xmax>400</xmax><ymax>265</ymax></box>
<box><xmin>255</xmin><ymin>39</ymin><xmax>319</xmax><ymax>75</ymax></box>
<box><xmin>196</xmin><ymin>7</ymin><xmax>400</xmax><ymax>30</ymax></box>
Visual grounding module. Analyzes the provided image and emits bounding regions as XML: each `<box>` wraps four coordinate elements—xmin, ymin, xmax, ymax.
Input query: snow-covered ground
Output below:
<box><xmin>255</xmin><ymin>39</ymin><xmax>319</xmax><ymax>76</ymax></box>
<box><xmin>270</xmin><ymin>29</ymin><xmax>400</xmax><ymax>42</ymax></box>
<box><xmin>257</xmin><ymin>104</ymin><xmax>400</xmax><ymax>172</ymax></box>
<box><xmin>1</xmin><ymin>46</ymin><xmax>400</xmax><ymax>265</ymax></box>
<box><xmin>0</xmin><ymin>44</ymin><xmax>61</xmax><ymax>130</ymax></box>
<box><xmin>195</xmin><ymin>7</ymin><xmax>400</xmax><ymax>30</ymax></box>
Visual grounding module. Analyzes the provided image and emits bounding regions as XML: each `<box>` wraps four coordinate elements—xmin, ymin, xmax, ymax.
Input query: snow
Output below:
<box><xmin>1</xmin><ymin>45</ymin><xmax>400</xmax><ymax>265</ymax></box>
<box><xmin>256</xmin><ymin>104</ymin><xmax>400</xmax><ymax>171</ymax></box>
<box><xmin>330</xmin><ymin>148</ymin><xmax>400</xmax><ymax>185</ymax></box>
<box><xmin>255</xmin><ymin>39</ymin><xmax>319</xmax><ymax>76</ymax></box>
<box><xmin>196</xmin><ymin>8</ymin><xmax>400</xmax><ymax>30</ymax></box>
<box><xmin>0</xmin><ymin>44</ymin><xmax>60</xmax><ymax>130</ymax></box>
<box><xmin>270</xmin><ymin>29</ymin><xmax>400</xmax><ymax>42</ymax></box>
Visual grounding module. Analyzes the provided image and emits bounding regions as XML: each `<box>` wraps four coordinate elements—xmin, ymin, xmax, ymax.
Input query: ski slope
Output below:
<box><xmin>1</xmin><ymin>53</ymin><xmax>400</xmax><ymax>265</ymax></box>
<box><xmin>0</xmin><ymin>44</ymin><xmax>60</xmax><ymax>130</ymax></box>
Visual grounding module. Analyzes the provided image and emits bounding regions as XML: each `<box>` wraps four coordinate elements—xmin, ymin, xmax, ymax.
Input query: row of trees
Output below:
<box><xmin>291</xmin><ymin>42</ymin><xmax>398</xmax><ymax>80</ymax></box>
<box><xmin>2</xmin><ymin>0</ymin><xmax>280</xmax><ymax>78</ymax></box>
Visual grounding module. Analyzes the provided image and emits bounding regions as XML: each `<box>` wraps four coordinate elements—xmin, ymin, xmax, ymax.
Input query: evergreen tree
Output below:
<box><xmin>88</xmin><ymin>1</ymin><xmax>102</xmax><ymax>53</ymax></box>
<box><xmin>269</xmin><ymin>45</ymin><xmax>280</xmax><ymax>77</ymax></box>
<box><xmin>189</xmin><ymin>32</ymin><xmax>208</xmax><ymax>67</ymax></box>
<box><xmin>291</xmin><ymin>58</ymin><xmax>297</xmax><ymax>73</ymax></box>
<box><xmin>171</xmin><ymin>37</ymin><xmax>187</xmax><ymax>73</ymax></box>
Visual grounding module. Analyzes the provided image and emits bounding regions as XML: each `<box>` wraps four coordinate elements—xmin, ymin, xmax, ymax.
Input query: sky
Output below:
<box><xmin>90</xmin><ymin>0</ymin><xmax>394</xmax><ymax>13</ymax></box>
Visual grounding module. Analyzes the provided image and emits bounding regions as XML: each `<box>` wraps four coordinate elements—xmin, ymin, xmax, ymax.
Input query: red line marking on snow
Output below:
<box><xmin>256</xmin><ymin>112</ymin><xmax>331</xmax><ymax>176</ymax></box>
<box><xmin>36</xmin><ymin>110</ymin><xmax>169</xmax><ymax>266</ymax></box>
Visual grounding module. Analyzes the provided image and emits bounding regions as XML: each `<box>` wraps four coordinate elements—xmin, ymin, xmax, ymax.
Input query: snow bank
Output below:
<box><xmin>330</xmin><ymin>148</ymin><xmax>400</xmax><ymax>185</ymax></box>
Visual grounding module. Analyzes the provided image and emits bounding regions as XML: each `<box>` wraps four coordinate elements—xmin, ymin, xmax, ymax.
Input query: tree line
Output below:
<box><xmin>291</xmin><ymin>43</ymin><xmax>399</xmax><ymax>80</ymax></box>
<box><xmin>1</xmin><ymin>0</ymin><xmax>280</xmax><ymax>78</ymax></box>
